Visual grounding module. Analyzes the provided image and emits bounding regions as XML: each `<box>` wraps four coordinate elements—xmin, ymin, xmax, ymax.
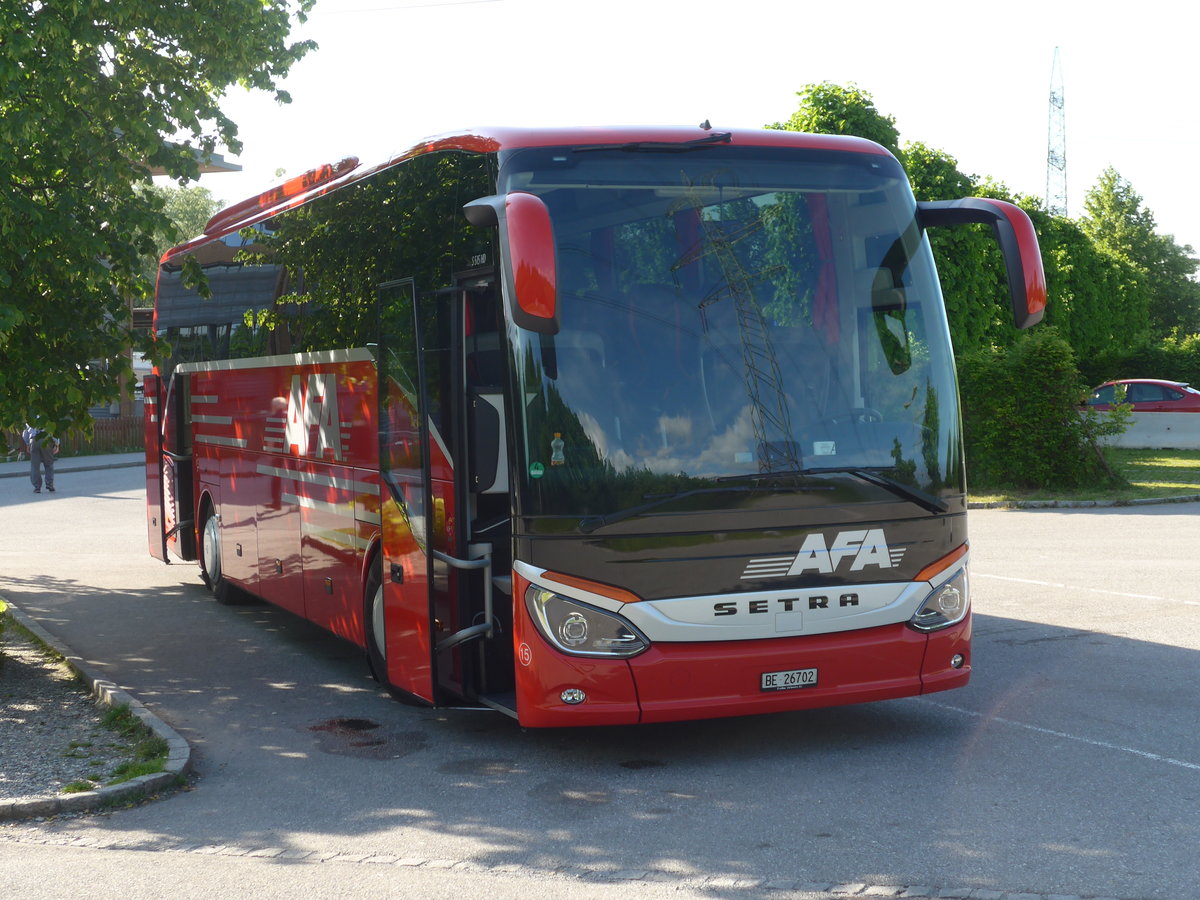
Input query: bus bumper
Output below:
<box><xmin>513</xmin><ymin>616</ymin><xmax>970</xmax><ymax>728</ymax></box>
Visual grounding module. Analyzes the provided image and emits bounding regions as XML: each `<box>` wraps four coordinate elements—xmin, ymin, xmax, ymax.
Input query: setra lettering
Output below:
<box><xmin>712</xmin><ymin>593</ymin><xmax>860</xmax><ymax>617</ymax></box>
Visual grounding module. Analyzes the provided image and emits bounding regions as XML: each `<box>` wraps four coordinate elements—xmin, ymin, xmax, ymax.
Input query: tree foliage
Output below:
<box><xmin>150</xmin><ymin>185</ymin><xmax>222</xmax><ymax>255</ymax></box>
<box><xmin>958</xmin><ymin>329</ymin><xmax>1128</xmax><ymax>490</ymax></box>
<box><xmin>769</xmin><ymin>82</ymin><xmax>901</xmax><ymax>158</ymax></box>
<box><xmin>0</xmin><ymin>0</ymin><xmax>314</xmax><ymax>435</ymax></box>
<box><xmin>1077</xmin><ymin>331</ymin><xmax>1200</xmax><ymax>389</ymax></box>
<box><xmin>1082</xmin><ymin>167</ymin><xmax>1200</xmax><ymax>336</ymax></box>
<box><xmin>137</xmin><ymin>184</ymin><xmax>222</xmax><ymax>284</ymax></box>
<box><xmin>1032</xmin><ymin>210</ymin><xmax>1151</xmax><ymax>357</ymax></box>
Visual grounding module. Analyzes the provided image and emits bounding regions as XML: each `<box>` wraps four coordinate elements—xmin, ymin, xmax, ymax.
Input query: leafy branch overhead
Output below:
<box><xmin>0</xmin><ymin>0</ymin><xmax>315</xmax><ymax>433</ymax></box>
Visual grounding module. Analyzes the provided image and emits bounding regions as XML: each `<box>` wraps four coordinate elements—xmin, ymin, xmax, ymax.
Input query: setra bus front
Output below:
<box><xmin>464</xmin><ymin>129</ymin><xmax>1044</xmax><ymax>727</ymax></box>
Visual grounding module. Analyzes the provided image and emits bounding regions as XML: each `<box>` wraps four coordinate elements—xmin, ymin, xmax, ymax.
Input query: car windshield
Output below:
<box><xmin>499</xmin><ymin>144</ymin><xmax>962</xmax><ymax>519</ymax></box>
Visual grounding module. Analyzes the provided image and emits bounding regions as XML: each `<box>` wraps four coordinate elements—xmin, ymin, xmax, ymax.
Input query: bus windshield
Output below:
<box><xmin>498</xmin><ymin>144</ymin><xmax>961</xmax><ymax>520</ymax></box>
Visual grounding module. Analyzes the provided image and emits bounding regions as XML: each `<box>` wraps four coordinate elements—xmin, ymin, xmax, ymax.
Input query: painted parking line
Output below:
<box><xmin>922</xmin><ymin>698</ymin><xmax>1200</xmax><ymax>773</ymax></box>
<box><xmin>975</xmin><ymin>572</ymin><xmax>1200</xmax><ymax>606</ymax></box>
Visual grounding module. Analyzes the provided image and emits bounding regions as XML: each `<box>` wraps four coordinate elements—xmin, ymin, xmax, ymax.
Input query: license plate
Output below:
<box><xmin>761</xmin><ymin>667</ymin><xmax>818</xmax><ymax>692</ymax></box>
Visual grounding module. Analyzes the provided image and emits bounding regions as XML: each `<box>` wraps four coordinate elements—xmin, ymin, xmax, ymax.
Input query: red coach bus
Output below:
<box><xmin>144</xmin><ymin>125</ymin><xmax>1045</xmax><ymax>727</ymax></box>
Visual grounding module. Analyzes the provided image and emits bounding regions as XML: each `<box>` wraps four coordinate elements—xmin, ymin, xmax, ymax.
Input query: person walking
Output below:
<box><xmin>21</xmin><ymin>422</ymin><xmax>61</xmax><ymax>493</ymax></box>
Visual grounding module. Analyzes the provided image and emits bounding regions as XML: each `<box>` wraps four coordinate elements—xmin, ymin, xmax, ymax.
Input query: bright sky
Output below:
<box><xmin>197</xmin><ymin>0</ymin><xmax>1199</xmax><ymax>257</ymax></box>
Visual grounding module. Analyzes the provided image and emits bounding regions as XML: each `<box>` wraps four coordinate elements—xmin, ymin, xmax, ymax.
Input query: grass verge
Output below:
<box><xmin>1</xmin><ymin>607</ymin><xmax>171</xmax><ymax>795</ymax></box>
<box><xmin>970</xmin><ymin>448</ymin><xmax>1200</xmax><ymax>505</ymax></box>
<box><xmin>100</xmin><ymin>705</ymin><xmax>169</xmax><ymax>785</ymax></box>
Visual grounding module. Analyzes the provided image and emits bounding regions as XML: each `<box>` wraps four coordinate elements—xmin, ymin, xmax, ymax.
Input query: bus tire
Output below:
<box><xmin>199</xmin><ymin>506</ymin><xmax>221</xmax><ymax>591</ymax></box>
<box><xmin>199</xmin><ymin>505</ymin><xmax>243</xmax><ymax>605</ymax></box>
<box><xmin>364</xmin><ymin>555</ymin><xmax>387</xmax><ymax>683</ymax></box>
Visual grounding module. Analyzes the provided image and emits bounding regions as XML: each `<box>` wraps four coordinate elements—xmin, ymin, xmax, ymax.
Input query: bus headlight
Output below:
<box><xmin>524</xmin><ymin>586</ymin><xmax>649</xmax><ymax>658</ymax></box>
<box><xmin>908</xmin><ymin>568</ymin><xmax>969</xmax><ymax>632</ymax></box>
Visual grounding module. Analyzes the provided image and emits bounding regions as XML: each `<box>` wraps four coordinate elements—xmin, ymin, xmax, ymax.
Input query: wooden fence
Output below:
<box><xmin>4</xmin><ymin>416</ymin><xmax>145</xmax><ymax>460</ymax></box>
<box><xmin>62</xmin><ymin>416</ymin><xmax>145</xmax><ymax>456</ymax></box>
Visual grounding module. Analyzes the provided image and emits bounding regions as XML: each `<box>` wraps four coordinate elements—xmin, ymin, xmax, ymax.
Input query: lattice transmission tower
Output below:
<box><xmin>1046</xmin><ymin>47</ymin><xmax>1068</xmax><ymax>217</ymax></box>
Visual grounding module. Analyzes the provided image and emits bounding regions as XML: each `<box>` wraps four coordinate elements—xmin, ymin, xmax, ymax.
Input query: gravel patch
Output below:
<box><xmin>0</xmin><ymin>627</ymin><xmax>144</xmax><ymax>801</ymax></box>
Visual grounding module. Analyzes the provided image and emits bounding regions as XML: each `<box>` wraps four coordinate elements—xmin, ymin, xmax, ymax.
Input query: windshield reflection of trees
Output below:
<box><xmin>524</xmin><ymin>181</ymin><xmax>959</xmax><ymax>517</ymax></box>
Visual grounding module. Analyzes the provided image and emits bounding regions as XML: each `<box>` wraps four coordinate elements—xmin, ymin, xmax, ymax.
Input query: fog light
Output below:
<box><xmin>560</xmin><ymin>688</ymin><xmax>587</xmax><ymax>705</ymax></box>
<box><xmin>951</xmin><ymin>654</ymin><xmax>965</xmax><ymax>669</ymax></box>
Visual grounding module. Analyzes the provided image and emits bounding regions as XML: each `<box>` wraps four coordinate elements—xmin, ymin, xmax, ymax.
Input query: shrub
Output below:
<box><xmin>1078</xmin><ymin>332</ymin><xmax>1200</xmax><ymax>389</ymax></box>
<box><xmin>959</xmin><ymin>328</ymin><xmax>1129</xmax><ymax>490</ymax></box>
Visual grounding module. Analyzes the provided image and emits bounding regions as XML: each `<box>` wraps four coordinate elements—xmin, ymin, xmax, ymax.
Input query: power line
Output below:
<box><xmin>1045</xmin><ymin>47</ymin><xmax>1068</xmax><ymax>217</ymax></box>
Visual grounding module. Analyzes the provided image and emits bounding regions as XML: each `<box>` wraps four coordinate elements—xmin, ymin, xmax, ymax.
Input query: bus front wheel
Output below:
<box><xmin>199</xmin><ymin>507</ymin><xmax>239</xmax><ymax>605</ymax></box>
<box><xmin>364</xmin><ymin>557</ymin><xmax>387</xmax><ymax>683</ymax></box>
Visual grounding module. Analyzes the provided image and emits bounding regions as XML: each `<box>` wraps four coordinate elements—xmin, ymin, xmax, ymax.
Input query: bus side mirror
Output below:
<box><xmin>464</xmin><ymin>192</ymin><xmax>559</xmax><ymax>334</ymax></box>
<box><xmin>917</xmin><ymin>198</ymin><xmax>1047</xmax><ymax>330</ymax></box>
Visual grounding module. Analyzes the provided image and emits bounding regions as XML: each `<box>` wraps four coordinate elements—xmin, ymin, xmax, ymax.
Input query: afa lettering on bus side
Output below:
<box><xmin>284</xmin><ymin>373</ymin><xmax>343</xmax><ymax>460</ymax></box>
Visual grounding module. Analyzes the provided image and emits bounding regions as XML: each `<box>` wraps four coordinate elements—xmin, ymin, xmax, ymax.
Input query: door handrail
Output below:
<box><xmin>432</xmin><ymin>549</ymin><xmax>494</xmax><ymax>653</ymax></box>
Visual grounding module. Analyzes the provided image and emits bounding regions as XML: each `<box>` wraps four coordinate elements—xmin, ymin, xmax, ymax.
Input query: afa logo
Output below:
<box><xmin>741</xmin><ymin>529</ymin><xmax>906</xmax><ymax>580</ymax></box>
<box><xmin>283</xmin><ymin>373</ymin><xmax>344</xmax><ymax>460</ymax></box>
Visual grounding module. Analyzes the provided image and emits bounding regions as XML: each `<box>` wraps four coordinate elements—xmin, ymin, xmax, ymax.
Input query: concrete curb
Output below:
<box><xmin>0</xmin><ymin>600</ymin><xmax>192</xmax><ymax>822</ymax></box>
<box><xmin>0</xmin><ymin>459</ymin><xmax>143</xmax><ymax>479</ymax></box>
<box><xmin>968</xmin><ymin>493</ymin><xmax>1200</xmax><ymax>510</ymax></box>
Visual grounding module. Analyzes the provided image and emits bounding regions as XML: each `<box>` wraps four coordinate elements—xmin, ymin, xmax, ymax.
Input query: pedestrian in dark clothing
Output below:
<box><xmin>21</xmin><ymin>422</ymin><xmax>60</xmax><ymax>493</ymax></box>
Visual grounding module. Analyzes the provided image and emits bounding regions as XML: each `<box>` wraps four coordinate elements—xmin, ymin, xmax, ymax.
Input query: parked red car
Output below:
<box><xmin>1086</xmin><ymin>378</ymin><xmax>1200</xmax><ymax>412</ymax></box>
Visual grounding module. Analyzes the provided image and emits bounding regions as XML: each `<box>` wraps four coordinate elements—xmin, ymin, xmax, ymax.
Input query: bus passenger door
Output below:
<box><xmin>431</xmin><ymin>271</ymin><xmax>515</xmax><ymax>714</ymax></box>
<box><xmin>376</xmin><ymin>273</ymin><xmax>514</xmax><ymax>711</ymax></box>
<box><xmin>154</xmin><ymin>370</ymin><xmax>197</xmax><ymax>563</ymax></box>
<box><xmin>144</xmin><ymin>373</ymin><xmax>168</xmax><ymax>562</ymax></box>
<box><xmin>377</xmin><ymin>279</ymin><xmax>438</xmax><ymax>703</ymax></box>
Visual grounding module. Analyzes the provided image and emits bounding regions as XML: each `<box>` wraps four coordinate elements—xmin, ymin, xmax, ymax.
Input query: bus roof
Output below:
<box><xmin>164</xmin><ymin>126</ymin><xmax>892</xmax><ymax>262</ymax></box>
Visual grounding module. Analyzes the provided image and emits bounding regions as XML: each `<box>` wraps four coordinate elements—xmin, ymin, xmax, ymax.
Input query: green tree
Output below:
<box><xmin>0</xmin><ymin>0</ymin><xmax>315</xmax><ymax>436</ymax></box>
<box><xmin>769</xmin><ymin>82</ymin><xmax>902</xmax><ymax>158</ymax></box>
<box><xmin>1081</xmin><ymin>167</ymin><xmax>1200</xmax><ymax>337</ymax></box>
<box><xmin>1081</xmin><ymin>167</ymin><xmax>1159</xmax><ymax>263</ymax></box>
<box><xmin>151</xmin><ymin>185</ymin><xmax>222</xmax><ymax>254</ymax></box>
<box><xmin>137</xmin><ymin>184</ymin><xmax>222</xmax><ymax>284</ymax></box>
<box><xmin>1147</xmin><ymin>233</ymin><xmax>1200</xmax><ymax>336</ymax></box>
<box><xmin>1033</xmin><ymin>210</ymin><xmax>1150</xmax><ymax>357</ymax></box>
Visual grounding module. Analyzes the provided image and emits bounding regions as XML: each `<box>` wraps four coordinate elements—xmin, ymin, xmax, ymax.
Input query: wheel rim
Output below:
<box><xmin>202</xmin><ymin>515</ymin><xmax>221</xmax><ymax>581</ymax></box>
<box><xmin>370</xmin><ymin>583</ymin><xmax>386</xmax><ymax>662</ymax></box>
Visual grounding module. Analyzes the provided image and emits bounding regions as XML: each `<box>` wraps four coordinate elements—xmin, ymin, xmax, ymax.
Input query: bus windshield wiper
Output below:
<box><xmin>573</xmin><ymin>132</ymin><xmax>733</xmax><ymax>154</ymax></box>
<box><xmin>714</xmin><ymin>468</ymin><xmax>822</xmax><ymax>484</ymax></box>
<box><xmin>578</xmin><ymin>479</ymin><xmax>828</xmax><ymax>534</ymax></box>
<box><xmin>801</xmin><ymin>466</ymin><xmax>948</xmax><ymax>514</ymax></box>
